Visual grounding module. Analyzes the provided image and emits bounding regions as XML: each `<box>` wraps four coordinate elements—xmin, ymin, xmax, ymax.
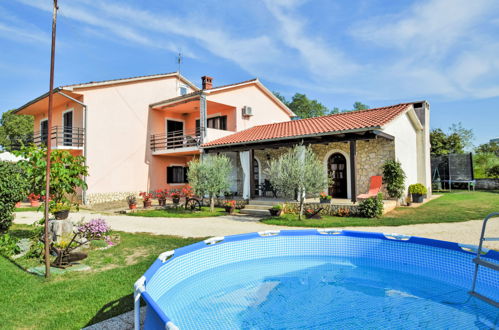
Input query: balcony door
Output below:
<box><xmin>62</xmin><ymin>110</ymin><xmax>73</xmax><ymax>146</ymax></box>
<box><xmin>166</xmin><ymin>120</ymin><xmax>184</xmax><ymax>149</ymax></box>
<box><xmin>328</xmin><ymin>153</ymin><xmax>347</xmax><ymax>198</ymax></box>
<box><xmin>40</xmin><ymin>119</ymin><xmax>48</xmax><ymax>146</ymax></box>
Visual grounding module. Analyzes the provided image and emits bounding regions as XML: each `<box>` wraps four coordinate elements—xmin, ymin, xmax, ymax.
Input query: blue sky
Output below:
<box><xmin>1</xmin><ymin>0</ymin><xmax>498</xmax><ymax>145</ymax></box>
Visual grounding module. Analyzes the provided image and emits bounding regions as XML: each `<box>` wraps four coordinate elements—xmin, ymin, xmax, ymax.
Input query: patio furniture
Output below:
<box><xmin>259</xmin><ymin>179</ymin><xmax>278</xmax><ymax>198</ymax></box>
<box><xmin>357</xmin><ymin>176</ymin><xmax>383</xmax><ymax>199</ymax></box>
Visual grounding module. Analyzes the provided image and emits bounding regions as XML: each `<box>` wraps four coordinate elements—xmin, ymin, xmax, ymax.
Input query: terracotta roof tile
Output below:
<box><xmin>202</xmin><ymin>103</ymin><xmax>411</xmax><ymax>147</ymax></box>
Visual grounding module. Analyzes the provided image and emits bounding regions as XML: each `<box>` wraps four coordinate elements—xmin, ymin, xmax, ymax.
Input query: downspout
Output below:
<box><xmin>57</xmin><ymin>91</ymin><xmax>88</xmax><ymax>205</ymax></box>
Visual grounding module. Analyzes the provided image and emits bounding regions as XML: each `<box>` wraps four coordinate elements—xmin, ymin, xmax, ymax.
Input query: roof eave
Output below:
<box><xmin>14</xmin><ymin>87</ymin><xmax>62</xmax><ymax>114</ymax></box>
<box><xmin>202</xmin><ymin>126</ymin><xmax>384</xmax><ymax>149</ymax></box>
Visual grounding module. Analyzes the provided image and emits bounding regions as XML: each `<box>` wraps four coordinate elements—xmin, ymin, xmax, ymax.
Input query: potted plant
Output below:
<box><xmin>49</xmin><ymin>200</ymin><xmax>72</xmax><ymax>220</ymax></box>
<box><xmin>268</xmin><ymin>204</ymin><xmax>283</xmax><ymax>216</ymax></box>
<box><xmin>170</xmin><ymin>190</ymin><xmax>181</xmax><ymax>204</ymax></box>
<box><xmin>408</xmin><ymin>183</ymin><xmax>427</xmax><ymax>203</ymax></box>
<box><xmin>155</xmin><ymin>189</ymin><xmax>168</xmax><ymax>206</ymax></box>
<box><xmin>319</xmin><ymin>192</ymin><xmax>332</xmax><ymax>204</ymax></box>
<box><xmin>224</xmin><ymin>200</ymin><xmax>236</xmax><ymax>214</ymax></box>
<box><xmin>139</xmin><ymin>192</ymin><xmax>153</xmax><ymax>208</ymax></box>
<box><xmin>28</xmin><ymin>193</ymin><xmax>40</xmax><ymax>207</ymax></box>
<box><xmin>15</xmin><ymin>201</ymin><xmax>22</xmax><ymax>208</ymax></box>
<box><xmin>126</xmin><ymin>195</ymin><xmax>137</xmax><ymax>209</ymax></box>
<box><xmin>182</xmin><ymin>185</ymin><xmax>194</xmax><ymax>198</ymax></box>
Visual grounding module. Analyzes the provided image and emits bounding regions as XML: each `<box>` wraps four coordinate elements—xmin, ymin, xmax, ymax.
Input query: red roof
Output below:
<box><xmin>202</xmin><ymin>103</ymin><xmax>411</xmax><ymax>147</ymax></box>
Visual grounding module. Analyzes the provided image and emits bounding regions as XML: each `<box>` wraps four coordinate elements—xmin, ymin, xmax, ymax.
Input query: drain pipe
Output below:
<box><xmin>57</xmin><ymin>91</ymin><xmax>88</xmax><ymax>205</ymax></box>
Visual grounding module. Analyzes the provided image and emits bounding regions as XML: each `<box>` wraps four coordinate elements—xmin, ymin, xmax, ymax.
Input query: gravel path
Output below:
<box><xmin>14</xmin><ymin>211</ymin><xmax>499</xmax><ymax>249</ymax></box>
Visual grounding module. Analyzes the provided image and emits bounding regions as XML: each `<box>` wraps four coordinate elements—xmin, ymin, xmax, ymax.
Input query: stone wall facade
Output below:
<box><xmin>251</xmin><ymin>139</ymin><xmax>395</xmax><ymax>198</ymax></box>
<box><xmin>86</xmin><ymin>191</ymin><xmax>139</xmax><ymax>205</ymax></box>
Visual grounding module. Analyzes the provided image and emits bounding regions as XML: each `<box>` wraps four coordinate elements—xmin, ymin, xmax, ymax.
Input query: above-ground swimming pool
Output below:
<box><xmin>135</xmin><ymin>230</ymin><xmax>499</xmax><ymax>329</ymax></box>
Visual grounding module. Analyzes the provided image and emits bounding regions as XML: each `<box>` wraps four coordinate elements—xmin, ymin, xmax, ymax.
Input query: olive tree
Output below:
<box><xmin>0</xmin><ymin>161</ymin><xmax>29</xmax><ymax>232</ymax></box>
<box><xmin>188</xmin><ymin>154</ymin><xmax>232</xmax><ymax>212</ymax></box>
<box><xmin>267</xmin><ymin>145</ymin><xmax>329</xmax><ymax>219</ymax></box>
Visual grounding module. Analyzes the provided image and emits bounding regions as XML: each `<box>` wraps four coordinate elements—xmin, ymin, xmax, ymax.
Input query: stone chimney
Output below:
<box><xmin>201</xmin><ymin>76</ymin><xmax>213</xmax><ymax>90</ymax></box>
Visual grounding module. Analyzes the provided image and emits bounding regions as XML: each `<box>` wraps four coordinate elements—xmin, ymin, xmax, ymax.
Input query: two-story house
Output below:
<box><xmin>14</xmin><ymin>73</ymin><xmax>295</xmax><ymax>204</ymax></box>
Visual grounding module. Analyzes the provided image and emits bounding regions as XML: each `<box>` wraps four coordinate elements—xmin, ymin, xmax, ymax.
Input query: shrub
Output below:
<box><xmin>358</xmin><ymin>193</ymin><xmax>384</xmax><ymax>218</ymax></box>
<box><xmin>409</xmin><ymin>183</ymin><xmax>427</xmax><ymax>195</ymax></box>
<box><xmin>486</xmin><ymin>164</ymin><xmax>499</xmax><ymax>178</ymax></box>
<box><xmin>271</xmin><ymin>204</ymin><xmax>283</xmax><ymax>210</ymax></box>
<box><xmin>335</xmin><ymin>208</ymin><xmax>351</xmax><ymax>217</ymax></box>
<box><xmin>382</xmin><ymin>160</ymin><xmax>406</xmax><ymax>199</ymax></box>
<box><xmin>0</xmin><ymin>233</ymin><xmax>21</xmax><ymax>256</ymax></box>
<box><xmin>0</xmin><ymin>161</ymin><xmax>28</xmax><ymax>233</ymax></box>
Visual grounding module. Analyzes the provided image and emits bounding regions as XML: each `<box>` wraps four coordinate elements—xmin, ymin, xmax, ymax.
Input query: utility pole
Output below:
<box><xmin>44</xmin><ymin>0</ymin><xmax>58</xmax><ymax>278</ymax></box>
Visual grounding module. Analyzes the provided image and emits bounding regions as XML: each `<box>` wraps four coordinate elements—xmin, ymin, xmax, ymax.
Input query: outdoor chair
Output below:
<box><xmin>357</xmin><ymin>176</ymin><xmax>383</xmax><ymax>199</ymax></box>
<box><xmin>259</xmin><ymin>179</ymin><xmax>278</xmax><ymax>198</ymax></box>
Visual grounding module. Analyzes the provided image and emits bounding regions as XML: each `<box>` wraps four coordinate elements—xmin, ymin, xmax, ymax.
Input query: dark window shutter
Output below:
<box><xmin>220</xmin><ymin>116</ymin><xmax>227</xmax><ymax>130</ymax></box>
<box><xmin>167</xmin><ymin>167</ymin><xmax>173</xmax><ymax>183</ymax></box>
<box><xmin>184</xmin><ymin>166</ymin><xmax>189</xmax><ymax>183</ymax></box>
<box><xmin>196</xmin><ymin>119</ymin><xmax>200</xmax><ymax>130</ymax></box>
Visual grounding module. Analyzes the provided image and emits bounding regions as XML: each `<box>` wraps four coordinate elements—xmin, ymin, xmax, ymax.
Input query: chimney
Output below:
<box><xmin>201</xmin><ymin>76</ymin><xmax>213</xmax><ymax>90</ymax></box>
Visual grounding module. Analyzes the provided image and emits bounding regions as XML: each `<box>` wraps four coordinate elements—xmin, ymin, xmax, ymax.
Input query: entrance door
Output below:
<box><xmin>63</xmin><ymin>111</ymin><xmax>73</xmax><ymax>146</ymax></box>
<box><xmin>253</xmin><ymin>158</ymin><xmax>259</xmax><ymax>195</ymax></box>
<box><xmin>328</xmin><ymin>153</ymin><xmax>347</xmax><ymax>198</ymax></box>
<box><xmin>166</xmin><ymin>120</ymin><xmax>184</xmax><ymax>148</ymax></box>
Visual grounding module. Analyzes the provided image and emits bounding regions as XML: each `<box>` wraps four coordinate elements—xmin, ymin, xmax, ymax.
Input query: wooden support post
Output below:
<box><xmin>249</xmin><ymin>149</ymin><xmax>255</xmax><ymax>199</ymax></box>
<box><xmin>350</xmin><ymin>140</ymin><xmax>357</xmax><ymax>203</ymax></box>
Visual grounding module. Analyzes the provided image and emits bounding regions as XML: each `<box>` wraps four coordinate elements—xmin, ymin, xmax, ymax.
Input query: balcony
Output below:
<box><xmin>150</xmin><ymin>129</ymin><xmax>202</xmax><ymax>154</ymax></box>
<box><xmin>150</xmin><ymin>128</ymin><xmax>235</xmax><ymax>155</ymax></box>
<box><xmin>10</xmin><ymin>126</ymin><xmax>85</xmax><ymax>150</ymax></box>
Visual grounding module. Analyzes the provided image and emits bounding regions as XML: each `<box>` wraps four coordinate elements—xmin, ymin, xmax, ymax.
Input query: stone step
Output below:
<box><xmin>240</xmin><ymin>208</ymin><xmax>271</xmax><ymax>216</ymax></box>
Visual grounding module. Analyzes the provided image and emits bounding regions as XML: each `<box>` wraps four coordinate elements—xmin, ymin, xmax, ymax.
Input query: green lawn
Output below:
<box><xmin>126</xmin><ymin>206</ymin><xmax>231</xmax><ymax>218</ymax></box>
<box><xmin>262</xmin><ymin>191</ymin><xmax>499</xmax><ymax>227</ymax></box>
<box><xmin>15</xmin><ymin>206</ymin><xmax>40</xmax><ymax>212</ymax></box>
<box><xmin>0</xmin><ymin>225</ymin><xmax>201</xmax><ymax>329</ymax></box>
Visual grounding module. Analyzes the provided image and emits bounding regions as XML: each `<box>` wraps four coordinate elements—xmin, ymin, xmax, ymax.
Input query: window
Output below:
<box><xmin>40</xmin><ymin>119</ymin><xmax>48</xmax><ymax>145</ymax></box>
<box><xmin>196</xmin><ymin>115</ymin><xmax>227</xmax><ymax>131</ymax></box>
<box><xmin>167</xmin><ymin>166</ymin><xmax>188</xmax><ymax>184</ymax></box>
<box><xmin>179</xmin><ymin>85</ymin><xmax>188</xmax><ymax>96</ymax></box>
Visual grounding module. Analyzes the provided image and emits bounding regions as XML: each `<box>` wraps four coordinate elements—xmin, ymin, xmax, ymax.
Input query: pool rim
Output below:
<box><xmin>135</xmin><ymin>229</ymin><xmax>499</xmax><ymax>329</ymax></box>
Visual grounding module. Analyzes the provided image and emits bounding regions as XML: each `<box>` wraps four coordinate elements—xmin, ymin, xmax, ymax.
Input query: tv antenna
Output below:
<box><xmin>176</xmin><ymin>50</ymin><xmax>183</xmax><ymax>74</ymax></box>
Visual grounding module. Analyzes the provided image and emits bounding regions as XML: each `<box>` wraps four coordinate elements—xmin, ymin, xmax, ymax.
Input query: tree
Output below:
<box><xmin>273</xmin><ymin>91</ymin><xmax>289</xmax><ymax>106</ymax></box>
<box><xmin>474</xmin><ymin>152</ymin><xmax>499</xmax><ymax>178</ymax></box>
<box><xmin>353</xmin><ymin>102</ymin><xmax>369</xmax><ymax>111</ymax></box>
<box><xmin>0</xmin><ymin>110</ymin><xmax>34</xmax><ymax>151</ymax></box>
<box><xmin>273</xmin><ymin>92</ymin><xmax>331</xmax><ymax>118</ymax></box>
<box><xmin>449</xmin><ymin>122</ymin><xmax>474</xmax><ymax>151</ymax></box>
<box><xmin>475</xmin><ymin>141</ymin><xmax>499</xmax><ymax>157</ymax></box>
<box><xmin>187</xmin><ymin>154</ymin><xmax>232</xmax><ymax>212</ymax></box>
<box><xmin>430</xmin><ymin>128</ymin><xmax>465</xmax><ymax>155</ymax></box>
<box><xmin>14</xmin><ymin>146</ymin><xmax>88</xmax><ymax>209</ymax></box>
<box><xmin>486</xmin><ymin>165</ymin><xmax>499</xmax><ymax>178</ymax></box>
<box><xmin>0</xmin><ymin>161</ymin><xmax>29</xmax><ymax>232</ymax></box>
<box><xmin>382</xmin><ymin>160</ymin><xmax>406</xmax><ymax>200</ymax></box>
<box><xmin>267</xmin><ymin>145</ymin><xmax>329</xmax><ymax>219</ymax></box>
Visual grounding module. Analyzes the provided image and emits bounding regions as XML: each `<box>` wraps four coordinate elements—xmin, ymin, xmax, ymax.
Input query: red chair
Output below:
<box><xmin>357</xmin><ymin>176</ymin><xmax>383</xmax><ymax>199</ymax></box>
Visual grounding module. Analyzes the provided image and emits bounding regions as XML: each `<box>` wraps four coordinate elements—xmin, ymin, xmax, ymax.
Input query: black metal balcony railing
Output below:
<box><xmin>10</xmin><ymin>126</ymin><xmax>84</xmax><ymax>150</ymax></box>
<box><xmin>150</xmin><ymin>129</ymin><xmax>201</xmax><ymax>152</ymax></box>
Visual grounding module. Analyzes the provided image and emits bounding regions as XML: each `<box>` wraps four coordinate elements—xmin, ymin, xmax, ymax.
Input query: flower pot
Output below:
<box><xmin>53</xmin><ymin>210</ymin><xmax>70</xmax><ymax>220</ymax></box>
<box><xmin>411</xmin><ymin>193</ymin><xmax>424</xmax><ymax>203</ymax></box>
<box><xmin>143</xmin><ymin>200</ymin><xmax>152</xmax><ymax>208</ymax></box>
<box><xmin>15</xmin><ymin>202</ymin><xmax>21</xmax><ymax>208</ymax></box>
<box><xmin>269</xmin><ymin>209</ymin><xmax>282</xmax><ymax>217</ymax></box>
<box><xmin>158</xmin><ymin>198</ymin><xmax>166</xmax><ymax>206</ymax></box>
<box><xmin>224</xmin><ymin>206</ymin><xmax>235</xmax><ymax>214</ymax></box>
<box><xmin>30</xmin><ymin>200</ymin><xmax>40</xmax><ymax>207</ymax></box>
<box><xmin>320</xmin><ymin>198</ymin><xmax>331</xmax><ymax>204</ymax></box>
<box><xmin>172</xmin><ymin>197</ymin><xmax>181</xmax><ymax>204</ymax></box>
<box><xmin>129</xmin><ymin>204</ymin><xmax>137</xmax><ymax>210</ymax></box>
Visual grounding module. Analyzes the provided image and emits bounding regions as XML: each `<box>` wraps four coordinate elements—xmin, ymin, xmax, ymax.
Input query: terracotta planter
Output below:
<box><xmin>53</xmin><ymin>210</ymin><xmax>70</xmax><ymax>220</ymax></box>
<box><xmin>172</xmin><ymin>197</ymin><xmax>181</xmax><ymax>204</ymax></box>
<box><xmin>15</xmin><ymin>202</ymin><xmax>21</xmax><ymax>208</ymax></box>
<box><xmin>30</xmin><ymin>200</ymin><xmax>40</xmax><ymax>207</ymax></box>
<box><xmin>143</xmin><ymin>200</ymin><xmax>152</xmax><ymax>208</ymax></box>
<box><xmin>269</xmin><ymin>209</ymin><xmax>282</xmax><ymax>216</ymax></box>
<box><xmin>224</xmin><ymin>206</ymin><xmax>235</xmax><ymax>214</ymax></box>
<box><xmin>129</xmin><ymin>204</ymin><xmax>137</xmax><ymax>210</ymax></box>
<box><xmin>158</xmin><ymin>198</ymin><xmax>166</xmax><ymax>206</ymax></box>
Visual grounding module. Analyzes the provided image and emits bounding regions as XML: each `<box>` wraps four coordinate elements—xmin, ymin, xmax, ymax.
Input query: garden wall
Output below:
<box><xmin>475</xmin><ymin>178</ymin><xmax>499</xmax><ymax>190</ymax></box>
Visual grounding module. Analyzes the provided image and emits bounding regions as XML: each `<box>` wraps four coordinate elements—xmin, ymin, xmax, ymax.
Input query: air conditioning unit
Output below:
<box><xmin>242</xmin><ymin>106</ymin><xmax>253</xmax><ymax>117</ymax></box>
